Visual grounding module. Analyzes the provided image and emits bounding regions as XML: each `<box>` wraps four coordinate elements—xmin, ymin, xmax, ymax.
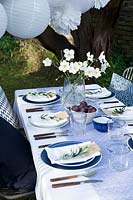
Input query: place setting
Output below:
<box><xmin>41</xmin><ymin>140</ymin><xmax>102</xmax><ymax>170</ymax></box>
<box><xmin>50</xmin><ymin>168</ymin><xmax>103</xmax><ymax>188</ymax></box>
<box><xmin>100</xmin><ymin>105</ymin><xmax>133</xmax><ymax>122</ymax></box>
<box><xmin>22</xmin><ymin>90</ymin><xmax>61</xmax><ymax>105</ymax></box>
<box><xmin>28</xmin><ymin>110</ymin><xmax>69</xmax><ymax>129</ymax></box>
<box><xmin>85</xmin><ymin>87</ymin><xmax>114</xmax><ymax>100</ymax></box>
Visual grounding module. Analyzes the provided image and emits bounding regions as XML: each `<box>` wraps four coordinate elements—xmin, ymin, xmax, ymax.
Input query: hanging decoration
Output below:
<box><xmin>68</xmin><ymin>0</ymin><xmax>94</xmax><ymax>13</ymax></box>
<box><xmin>68</xmin><ymin>0</ymin><xmax>111</xmax><ymax>13</ymax></box>
<box><xmin>1</xmin><ymin>0</ymin><xmax>50</xmax><ymax>39</ymax></box>
<box><xmin>50</xmin><ymin>3</ymin><xmax>81</xmax><ymax>35</ymax></box>
<box><xmin>0</xmin><ymin>3</ymin><xmax>7</xmax><ymax>38</ymax></box>
<box><xmin>47</xmin><ymin>0</ymin><xmax>65</xmax><ymax>8</ymax></box>
<box><xmin>48</xmin><ymin>0</ymin><xmax>111</xmax><ymax>35</ymax></box>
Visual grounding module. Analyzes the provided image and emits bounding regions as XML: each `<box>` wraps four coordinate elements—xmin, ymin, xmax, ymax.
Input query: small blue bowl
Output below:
<box><xmin>92</xmin><ymin>116</ymin><xmax>112</xmax><ymax>132</ymax></box>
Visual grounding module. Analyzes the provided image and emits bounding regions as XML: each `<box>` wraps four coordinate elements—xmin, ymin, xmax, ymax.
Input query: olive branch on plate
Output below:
<box><xmin>28</xmin><ymin>91</ymin><xmax>56</xmax><ymax>98</ymax></box>
<box><xmin>112</xmin><ymin>106</ymin><xmax>126</xmax><ymax>115</ymax></box>
<box><xmin>40</xmin><ymin>114</ymin><xmax>62</xmax><ymax>122</ymax></box>
<box><xmin>61</xmin><ymin>145</ymin><xmax>92</xmax><ymax>160</ymax></box>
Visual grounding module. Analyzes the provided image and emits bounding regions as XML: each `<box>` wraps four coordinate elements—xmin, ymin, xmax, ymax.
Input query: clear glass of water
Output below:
<box><xmin>107</xmin><ymin>143</ymin><xmax>130</xmax><ymax>172</ymax></box>
<box><xmin>69</xmin><ymin>110</ymin><xmax>87</xmax><ymax>135</ymax></box>
<box><xmin>107</xmin><ymin>118</ymin><xmax>126</xmax><ymax>142</ymax></box>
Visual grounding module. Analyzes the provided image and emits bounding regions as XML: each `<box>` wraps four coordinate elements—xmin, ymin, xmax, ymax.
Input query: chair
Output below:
<box><xmin>0</xmin><ymin>86</ymin><xmax>19</xmax><ymax>129</ymax></box>
<box><xmin>0</xmin><ymin>188</ymin><xmax>35</xmax><ymax>200</ymax></box>
<box><xmin>122</xmin><ymin>67</ymin><xmax>133</xmax><ymax>81</ymax></box>
<box><xmin>109</xmin><ymin>73</ymin><xmax>133</xmax><ymax>106</ymax></box>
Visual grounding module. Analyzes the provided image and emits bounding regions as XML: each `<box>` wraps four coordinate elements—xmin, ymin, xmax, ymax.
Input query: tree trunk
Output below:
<box><xmin>38</xmin><ymin>0</ymin><xmax>124</xmax><ymax>60</ymax></box>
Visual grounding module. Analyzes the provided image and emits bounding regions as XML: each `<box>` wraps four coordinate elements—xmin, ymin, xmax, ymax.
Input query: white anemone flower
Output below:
<box><xmin>69</xmin><ymin>62</ymin><xmax>81</xmax><ymax>74</ymax></box>
<box><xmin>84</xmin><ymin>66</ymin><xmax>95</xmax><ymax>77</ymax></box>
<box><xmin>98</xmin><ymin>51</ymin><xmax>106</xmax><ymax>64</ymax></box>
<box><xmin>87</xmin><ymin>52</ymin><xmax>94</xmax><ymax>62</ymax></box>
<box><xmin>101</xmin><ymin>62</ymin><xmax>110</xmax><ymax>73</ymax></box>
<box><xmin>80</xmin><ymin>61</ymin><xmax>88</xmax><ymax>71</ymax></box>
<box><xmin>93</xmin><ymin>68</ymin><xmax>101</xmax><ymax>78</ymax></box>
<box><xmin>63</xmin><ymin>49</ymin><xmax>74</xmax><ymax>61</ymax></box>
<box><xmin>59</xmin><ymin>60</ymin><xmax>70</xmax><ymax>72</ymax></box>
<box><xmin>43</xmin><ymin>58</ymin><xmax>52</xmax><ymax>66</ymax></box>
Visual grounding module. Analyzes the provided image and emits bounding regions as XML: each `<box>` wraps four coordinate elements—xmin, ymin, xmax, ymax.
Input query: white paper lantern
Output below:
<box><xmin>47</xmin><ymin>0</ymin><xmax>65</xmax><ymax>8</ymax></box>
<box><xmin>1</xmin><ymin>0</ymin><xmax>50</xmax><ymax>39</ymax></box>
<box><xmin>68</xmin><ymin>0</ymin><xmax>94</xmax><ymax>13</ymax></box>
<box><xmin>0</xmin><ymin>3</ymin><xmax>7</xmax><ymax>38</ymax></box>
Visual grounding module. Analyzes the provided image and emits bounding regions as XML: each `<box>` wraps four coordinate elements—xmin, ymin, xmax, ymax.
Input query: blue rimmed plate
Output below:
<box><xmin>22</xmin><ymin>94</ymin><xmax>60</xmax><ymax>104</ymax></box>
<box><xmin>41</xmin><ymin>141</ymin><xmax>102</xmax><ymax>170</ymax></box>
<box><xmin>127</xmin><ymin>138</ymin><xmax>133</xmax><ymax>151</ymax></box>
<box><xmin>98</xmin><ymin>92</ymin><xmax>115</xmax><ymax>99</ymax></box>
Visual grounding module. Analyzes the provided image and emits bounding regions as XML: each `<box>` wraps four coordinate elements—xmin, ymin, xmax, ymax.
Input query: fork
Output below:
<box><xmin>50</xmin><ymin>169</ymin><xmax>96</xmax><ymax>182</ymax></box>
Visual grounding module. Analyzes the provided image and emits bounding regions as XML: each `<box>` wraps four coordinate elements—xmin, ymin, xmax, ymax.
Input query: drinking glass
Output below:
<box><xmin>107</xmin><ymin>118</ymin><xmax>126</xmax><ymax>142</ymax></box>
<box><xmin>107</xmin><ymin>143</ymin><xmax>130</xmax><ymax>172</ymax></box>
<box><xmin>69</xmin><ymin>110</ymin><xmax>87</xmax><ymax>135</ymax></box>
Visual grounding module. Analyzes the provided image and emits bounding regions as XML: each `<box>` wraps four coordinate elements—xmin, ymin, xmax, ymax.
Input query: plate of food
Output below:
<box><xmin>29</xmin><ymin>111</ymin><xmax>69</xmax><ymax>128</ymax></box>
<box><xmin>23</xmin><ymin>90</ymin><xmax>60</xmax><ymax>104</ymax></box>
<box><xmin>41</xmin><ymin>141</ymin><xmax>102</xmax><ymax>170</ymax></box>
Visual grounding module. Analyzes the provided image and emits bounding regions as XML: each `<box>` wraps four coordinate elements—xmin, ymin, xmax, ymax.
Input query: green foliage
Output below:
<box><xmin>0</xmin><ymin>33</ymin><xmax>20</xmax><ymax>63</ymax></box>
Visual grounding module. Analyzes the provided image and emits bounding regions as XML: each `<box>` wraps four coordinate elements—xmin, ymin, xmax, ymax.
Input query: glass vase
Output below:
<box><xmin>62</xmin><ymin>77</ymin><xmax>85</xmax><ymax>109</ymax></box>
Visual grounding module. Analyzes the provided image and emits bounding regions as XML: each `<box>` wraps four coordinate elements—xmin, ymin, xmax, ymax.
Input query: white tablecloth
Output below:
<box><xmin>14</xmin><ymin>85</ymin><xmax>133</xmax><ymax>200</ymax></box>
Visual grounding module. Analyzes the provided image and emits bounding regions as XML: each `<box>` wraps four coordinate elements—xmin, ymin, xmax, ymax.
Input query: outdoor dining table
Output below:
<box><xmin>14</xmin><ymin>84</ymin><xmax>133</xmax><ymax>200</ymax></box>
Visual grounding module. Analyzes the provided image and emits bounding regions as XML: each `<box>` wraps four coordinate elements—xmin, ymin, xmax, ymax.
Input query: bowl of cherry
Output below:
<box><xmin>71</xmin><ymin>101</ymin><xmax>98</xmax><ymax>123</ymax></box>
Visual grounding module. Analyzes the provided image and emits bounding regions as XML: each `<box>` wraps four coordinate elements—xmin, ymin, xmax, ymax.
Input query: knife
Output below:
<box><xmin>104</xmin><ymin>105</ymin><xmax>126</xmax><ymax>109</ymax></box>
<box><xmin>128</xmin><ymin>124</ymin><xmax>133</xmax><ymax>126</ymax></box>
<box><xmin>26</xmin><ymin>107</ymin><xmax>44</xmax><ymax>112</ymax></box>
<box><xmin>52</xmin><ymin>180</ymin><xmax>103</xmax><ymax>188</ymax></box>
<box><xmin>38</xmin><ymin>144</ymin><xmax>50</xmax><ymax>148</ymax></box>
<box><xmin>34</xmin><ymin>130</ymin><xmax>68</xmax><ymax>138</ymax></box>
<box><xmin>34</xmin><ymin>134</ymin><xmax>72</xmax><ymax>140</ymax></box>
<box><xmin>50</xmin><ymin>170</ymin><xmax>96</xmax><ymax>182</ymax></box>
<box><xmin>102</xmin><ymin>101</ymin><xmax>119</xmax><ymax>104</ymax></box>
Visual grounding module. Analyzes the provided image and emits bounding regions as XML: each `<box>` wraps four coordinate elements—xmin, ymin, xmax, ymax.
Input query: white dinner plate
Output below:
<box><xmin>29</xmin><ymin>111</ymin><xmax>69</xmax><ymax>128</ymax></box>
<box><xmin>85</xmin><ymin>87</ymin><xmax>111</xmax><ymax>99</ymax></box>
<box><xmin>26</xmin><ymin>91</ymin><xmax>57</xmax><ymax>102</ymax></box>
<box><xmin>101</xmin><ymin>106</ymin><xmax>133</xmax><ymax>121</ymax></box>
<box><xmin>59</xmin><ymin>157</ymin><xmax>95</xmax><ymax>167</ymax></box>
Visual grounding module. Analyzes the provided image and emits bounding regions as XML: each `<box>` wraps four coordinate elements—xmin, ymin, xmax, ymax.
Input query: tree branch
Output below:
<box><xmin>37</xmin><ymin>26</ymin><xmax>76</xmax><ymax>59</ymax></box>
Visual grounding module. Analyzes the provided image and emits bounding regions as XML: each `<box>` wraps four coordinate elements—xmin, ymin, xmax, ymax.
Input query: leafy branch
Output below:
<box><xmin>112</xmin><ymin>107</ymin><xmax>126</xmax><ymax>115</ymax></box>
<box><xmin>61</xmin><ymin>145</ymin><xmax>91</xmax><ymax>160</ymax></box>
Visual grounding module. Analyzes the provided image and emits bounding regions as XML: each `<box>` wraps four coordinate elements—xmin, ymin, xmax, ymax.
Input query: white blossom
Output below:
<box><xmin>59</xmin><ymin>60</ymin><xmax>70</xmax><ymax>72</ymax></box>
<box><xmin>63</xmin><ymin>49</ymin><xmax>74</xmax><ymax>61</ymax></box>
<box><xmin>69</xmin><ymin>62</ymin><xmax>81</xmax><ymax>74</ymax></box>
<box><xmin>98</xmin><ymin>51</ymin><xmax>106</xmax><ymax>64</ymax></box>
<box><xmin>93</xmin><ymin>68</ymin><xmax>101</xmax><ymax>78</ymax></box>
<box><xmin>87</xmin><ymin>52</ymin><xmax>94</xmax><ymax>62</ymax></box>
<box><xmin>101</xmin><ymin>62</ymin><xmax>110</xmax><ymax>73</ymax></box>
<box><xmin>84</xmin><ymin>66</ymin><xmax>95</xmax><ymax>77</ymax></box>
<box><xmin>43</xmin><ymin>58</ymin><xmax>52</xmax><ymax>67</ymax></box>
<box><xmin>43</xmin><ymin>49</ymin><xmax>110</xmax><ymax>81</ymax></box>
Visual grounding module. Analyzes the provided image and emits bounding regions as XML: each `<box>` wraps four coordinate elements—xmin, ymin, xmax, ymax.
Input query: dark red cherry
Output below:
<box><xmin>71</xmin><ymin>105</ymin><xmax>79</xmax><ymax>112</ymax></box>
